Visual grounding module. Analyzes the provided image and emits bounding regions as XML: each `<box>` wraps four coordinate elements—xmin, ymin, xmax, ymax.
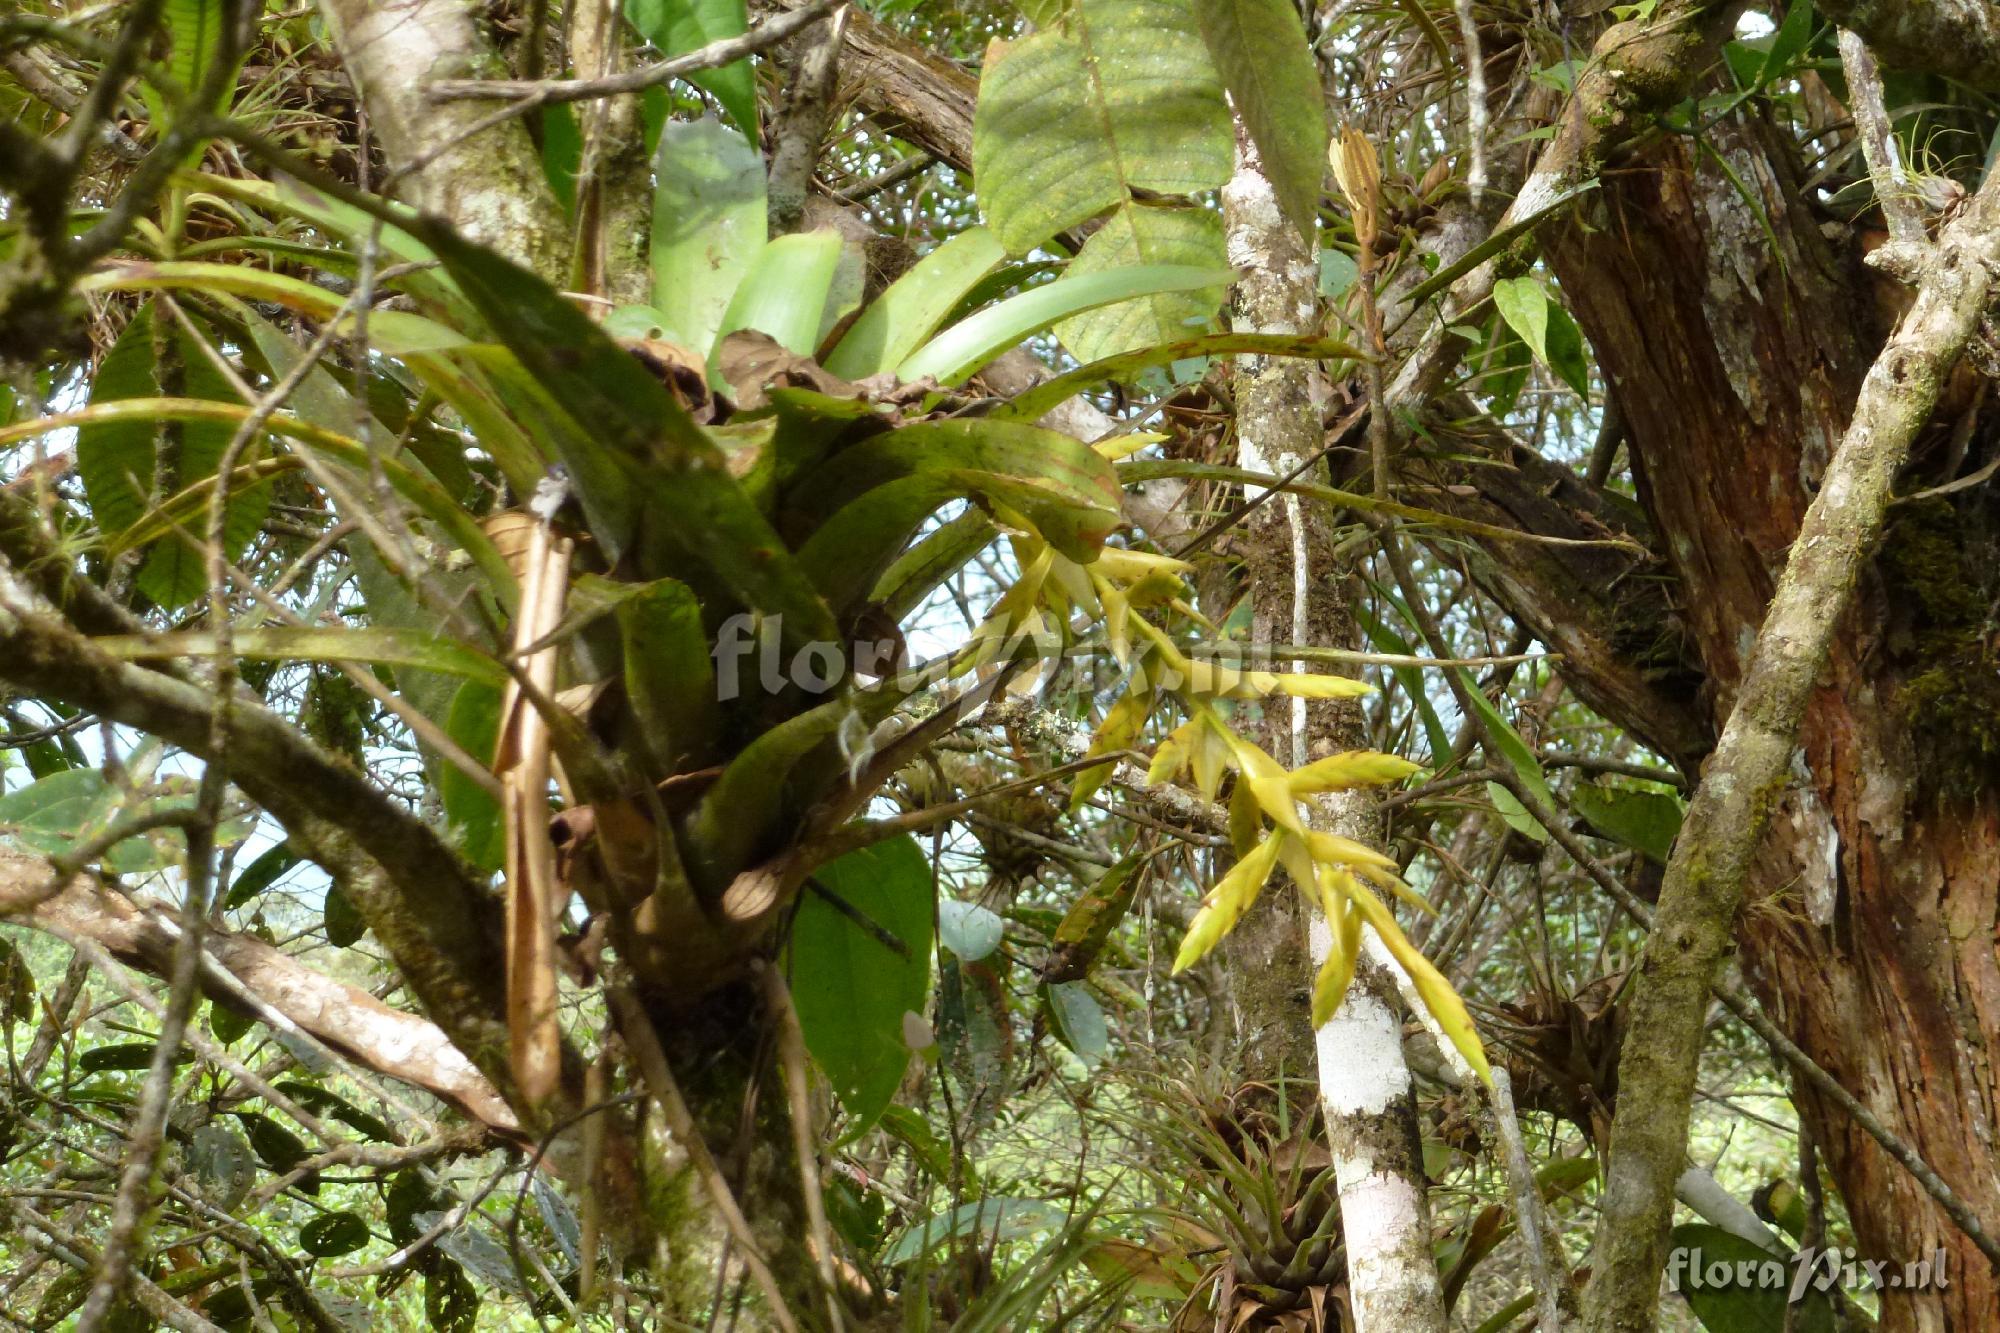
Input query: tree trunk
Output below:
<box><xmin>1547</xmin><ymin>106</ymin><xmax>2000</xmax><ymax>1332</ymax></box>
<box><xmin>1224</xmin><ymin>136</ymin><xmax>1451</xmax><ymax>1333</ymax></box>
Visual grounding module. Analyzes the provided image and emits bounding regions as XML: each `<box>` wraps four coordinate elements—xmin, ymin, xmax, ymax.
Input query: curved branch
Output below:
<box><xmin>2</xmin><ymin>845</ymin><xmax>519</xmax><ymax>1135</ymax></box>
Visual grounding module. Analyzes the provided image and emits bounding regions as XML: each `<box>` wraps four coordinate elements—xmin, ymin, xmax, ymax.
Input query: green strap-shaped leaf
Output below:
<box><xmin>410</xmin><ymin>219</ymin><xmax>840</xmax><ymax>648</ymax></box>
<box><xmin>626</xmin><ymin>0</ymin><xmax>759</xmax><ymax>133</ymax></box>
<box><xmin>649</xmin><ymin>118</ymin><xmax>766</xmax><ymax>355</ymax></box>
<box><xmin>898</xmin><ymin>264</ymin><xmax>1238</xmax><ymax>386</ymax></box>
<box><xmin>616</xmin><ymin>578</ymin><xmax>719</xmax><ymax>773</ymax></box>
<box><xmin>993</xmin><ymin>330</ymin><xmax>1360</xmax><ymax>422</ymax></box>
<box><xmin>1051</xmin><ymin>204</ymin><xmax>1229</xmax><ymax>363</ymax></box>
<box><xmin>785</xmin><ymin>417</ymin><xmax>1121</xmax><ymax>610</ymax></box>
<box><xmin>714</xmin><ymin>229</ymin><xmax>843</xmax><ymax>360</ymax></box>
<box><xmin>823</xmin><ymin>227</ymin><xmax>1008</xmax><ymax>380</ymax></box>
<box><xmin>87</xmin><ymin>628</ymin><xmax>506</xmax><ymax>685</ymax></box>
<box><xmin>1194</xmin><ymin>0</ymin><xmax>1329</xmax><ymax>243</ymax></box>
<box><xmin>972</xmin><ymin>0</ymin><xmax>1233</xmax><ymax>255</ymax></box>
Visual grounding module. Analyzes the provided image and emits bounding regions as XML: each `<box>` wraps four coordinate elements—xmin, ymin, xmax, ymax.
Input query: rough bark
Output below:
<box><xmin>1224</xmin><ymin>138</ymin><xmax>1451</xmax><ymax>1333</ymax></box>
<box><xmin>1817</xmin><ymin>0</ymin><xmax>2000</xmax><ymax>90</ymax></box>
<box><xmin>314</xmin><ymin>0</ymin><xmax>569</xmax><ymax>279</ymax></box>
<box><xmin>1555</xmin><ymin>109</ymin><xmax>2000</xmax><ymax>1333</ymax></box>
<box><xmin>757</xmin><ymin>0</ymin><xmax>976</xmax><ymax>172</ymax></box>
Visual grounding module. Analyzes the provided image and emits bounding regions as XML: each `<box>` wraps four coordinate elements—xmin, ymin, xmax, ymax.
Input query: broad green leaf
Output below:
<box><xmin>539</xmin><ymin>102</ymin><xmax>582</xmax><ymax>213</ymax></box>
<box><xmin>324</xmin><ymin>881</ymin><xmax>366</xmax><ymax>948</ymax></box>
<box><xmin>275</xmin><ymin>1080</ymin><xmax>396</xmax><ymax>1142</ymax></box>
<box><xmin>1042</xmin><ymin>856</ymin><xmax>1142</xmax><ymax>983</ymax></box>
<box><xmin>1667</xmin><ymin>1224</ymin><xmax>1835</xmax><ymax>1333</ymax></box>
<box><xmin>972</xmin><ymin>0</ymin><xmax>1233</xmax><ymax>254</ymax></box>
<box><xmin>410</xmin><ymin>220</ymin><xmax>840</xmax><ymax>648</ymax></box>
<box><xmin>300</xmin><ymin>1211</ymin><xmax>372</xmax><ymax>1258</ymax></box>
<box><xmin>75</xmin><ymin>303</ymin><xmax>160</xmax><ymax>540</ymax></box>
<box><xmin>899</xmin><ymin>264</ymin><xmax>1238</xmax><ymax>386</ymax></box>
<box><xmin>136</xmin><ymin>314</ymin><xmax>269</xmax><ymax>609</ymax></box>
<box><xmin>1319</xmin><ymin>247</ymin><xmax>1359</xmax><ymax>298</ymax></box>
<box><xmin>824</xmin><ymin>227</ymin><xmax>1009</xmax><ymax>380</ymax></box>
<box><xmin>1043</xmin><ymin>980</ymin><xmax>1109</xmax><ymax>1064</ymax></box>
<box><xmin>626</xmin><ymin>0</ymin><xmax>758</xmax><ymax>133</ymax></box>
<box><xmin>789</xmin><ymin>837</ymin><xmax>935</xmax><ymax>1138</ymax></box>
<box><xmin>649</xmin><ymin>118</ymin><xmax>766</xmax><ymax>354</ymax></box>
<box><xmin>714</xmin><ymin>229</ymin><xmax>844</xmax><ymax>360</ymax></box>
<box><xmin>1052</xmin><ymin>204</ymin><xmax>1229</xmax><ymax>363</ymax></box>
<box><xmin>165</xmin><ymin>0</ymin><xmax>244</xmax><ymax>123</ymax></box>
<box><xmin>883</xmin><ymin>1198</ymin><xmax>1069</xmax><ymax>1265</ymax></box>
<box><xmin>1572</xmin><ymin>781</ymin><xmax>1685</xmax><ymax>864</ymax></box>
<box><xmin>234</xmin><ymin>1110</ymin><xmax>320</xmax><ymax>1192</ymax></box>
<box><xmin>1492</xmin><ymin>277</ymin><xmax>1550</xmax><ymax>365</ymax></box>
<box><xmin>994</xmin><ymin>331</ymin><xmax>1360</xmax><ymax>423</ymax></box>
<box><xmin>786</xmin><ymin>417</ymin><xmax>1122</xmax><ymax>611</ymax></box>
<box><xmin>1494</xmin><ymin>276</ymin><xmax>1589</xmax><ymax>397</ymax></box>
<box><xmin>81</xmin><ymin>1042</ymin><xmax>191</xmax><ymax>1073</ymax></box>
<box><xmin>441</xmin><ymin>681</ymin><xmax>504</xmax><ymax>873</ymax></box>
<box><xmin>1194</xmin><ymin>0</ymin><xmax>1328</xmax><ymax>242</ymax></box>
<box><xmin>939</xmin><ymin>899</ymin><xmax>1006</xmax><ymax>961</ymax></box>
<box><xmin>1545</xmin><ymin>300</ymin><xmax>1592</xmax><ymax>397</ymax></box>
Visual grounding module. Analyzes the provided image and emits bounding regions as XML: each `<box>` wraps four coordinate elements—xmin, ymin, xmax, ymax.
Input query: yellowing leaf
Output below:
<box><xmin>1310</xmin><ymin>872</ymin><xmax>1363</xmax><ymax>1027</ymax></box>
<box><xmin>1227</xmin><ymin>776</ymin><xmax>1263</xmax><ymax>857</ymax></box>
<box><xmin>1093</xmin><ymin>429</ymin><xmax>1169</xmax><ymax>460</ymax></box>
<box><xmin>1304</xmin><ymin>828</ymin><xmax>1399</xmax><ymax>871</ymax></box>
<box><xmin>1146</xmin><ymin>719</ymin><xmax>1196</xmax><ymax>786</ymax></box>
<box><xmin>1190</xmin><ymin>712</ymin><xmax>1235</xmax><ymax>802</ymax></box>
<box><xmin>1269</xmin><ymin>672</ymin><xmax>1375</xmax><ymax>699</ymax></box>
<box><xmin>1173</xmin><ymin>834</ymin><xmax>1282</xmax><ymax>973</ymax></box>
<box><xmin>1249</xmin><ymin>774</ymin><xmax>1307</xmax><ymax>837</ymax></box>
<box><xmin>1288</xmin><ymin>750</ymin><xmax>1424</xmax><ymax>795</ymax></box>
<box><xmin>1345</xmin><ymin>878</ymin><xmax>1491</xmax><ymax>1084</ymax></box>
<box><xmin>1351</xmin><ymin>860</ymin><xmax>1438</xmax><ymax>917</ymax></box>
<box><xmin>1071</xmin><ymin>681</ymin><xmax>1155</xmax><ymax>812</ymax></box>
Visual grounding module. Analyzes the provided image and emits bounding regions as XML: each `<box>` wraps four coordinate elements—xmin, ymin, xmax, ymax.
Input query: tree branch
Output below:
<box><xmin>1582</xmin><ymin>166</ymin><xmax>2000</xmax><ymax>1333</ymax></box>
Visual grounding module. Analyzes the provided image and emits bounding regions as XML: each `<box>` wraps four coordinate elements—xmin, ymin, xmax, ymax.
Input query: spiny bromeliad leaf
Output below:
<box><xmin>972</xmin><ymin>0</ymin><xmax>1233</xmax><ymax>255</ymax></box>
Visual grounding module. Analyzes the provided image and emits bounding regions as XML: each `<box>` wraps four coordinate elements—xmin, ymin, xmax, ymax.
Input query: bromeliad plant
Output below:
<box><xmin>2</xmin><ymin>0</ymin><xmax>1485</xmax><ymax>1145</ymax></box>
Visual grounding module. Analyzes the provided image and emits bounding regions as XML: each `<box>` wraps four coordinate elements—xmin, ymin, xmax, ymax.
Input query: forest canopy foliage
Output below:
<box><xmin>3</xmin><ymin>0</ymin><xmax>1999</xmax><ymax>1330</ymax></box>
